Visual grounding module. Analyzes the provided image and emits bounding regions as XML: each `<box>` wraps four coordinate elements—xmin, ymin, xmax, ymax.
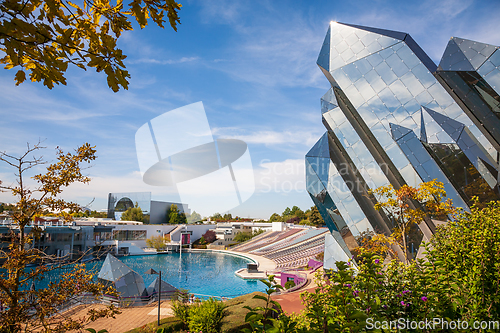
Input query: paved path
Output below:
<box><xmin>66</xmin><ymin>301</ymin><xmax>173</xmax><ymax>333</ymax></box>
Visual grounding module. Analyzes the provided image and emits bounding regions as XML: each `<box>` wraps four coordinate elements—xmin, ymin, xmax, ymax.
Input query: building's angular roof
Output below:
<box><xmin>98</xmin><ymin>253</ymin><xmax>146</xmax><ymax>298</ymax></box>
<box><xmin>438</xmin><ymin>37</ymin><xmax>498</xmax><ymax>71</ymax></box>
<box><xmin>146</xmin><ymin>277</ymin><xmax>178</xmax><ymax>296</ymax></box>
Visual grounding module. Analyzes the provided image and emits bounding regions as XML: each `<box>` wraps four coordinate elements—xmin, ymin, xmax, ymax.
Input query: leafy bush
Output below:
<box><xmin>170</xmin><ymin>301</ymin><xmax>190</xmax><ymax>329</ymax></box>
<box><xmin>284</xmin><ymin>280</ymin><xmax>296</xmax><ymax>290</ymax></box>
<box><xmin>202</xmin><ymin>230</ymin><xmax>217</xmax><ymax>243</ymax></box>
<box><xmin>188</xmin><ymin>297</ymin><xmax>227</xmax><ymax>333</ymax></box>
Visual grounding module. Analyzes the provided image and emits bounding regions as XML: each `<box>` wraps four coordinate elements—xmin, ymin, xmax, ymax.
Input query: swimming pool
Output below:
<box><xmin>35</xmin><ymin>251</ymin><xmax>266</xmax><ymax>298</ymax></box>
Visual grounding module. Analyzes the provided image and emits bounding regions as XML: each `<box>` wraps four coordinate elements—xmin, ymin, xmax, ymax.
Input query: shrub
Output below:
<box><xmin>170</xmin><ymin>300</ymin><xmax>190</xmax><ymax>329</ymax></box>
<box><xmin>284</xmin><ymin>280</ymin><xmax>296</xmax><ymax>290</ymax></box>
<box><xmin>202</xmin><ymin>230</ymin><xmax>217</xmax><ymax>243</ymax></box>
<box><xmin>188</xmin><ymin>298</ymin><xmax>227</xmax><ymax>333</ymax></box>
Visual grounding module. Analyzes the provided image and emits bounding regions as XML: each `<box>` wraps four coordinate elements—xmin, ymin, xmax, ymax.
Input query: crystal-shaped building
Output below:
<box><xmin>98</xmin><ymin>253</ymin><xmax>147</xmax><ymax>298</ymax></box>
<box><xmin>307</xmin><ymin>22</ymin><xmax>500</xmax><ymax>269</ymax></box>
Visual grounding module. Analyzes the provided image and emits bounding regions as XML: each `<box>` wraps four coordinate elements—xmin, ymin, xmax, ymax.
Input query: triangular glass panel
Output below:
<box><xmin>438</xmin><ymin>38</ymin><xmax>473</xmax><ymax>71</ymax></box>
<box><xmin>339</xmin><ymin>22</ymin><xmax>407</xmax><ymax>41</ymax></box>
<box><xmin>420</xmin><ymin>110</ymin><xmax>428</xmax><ymax>143</ymax></box>
<box><xmin>327</xmin><ymin>22</ymin><xmax>401</xmax><ymax>71</ymax></box>
<box><xmin>422</xmin><ymin>106</ymin><xmax>465</xmax><ymax>142</ymax></box>
<box><xmin>390</xmin><ymin>123</ymin><xmax>413</xmax><ymax>141</ymax></box>
<box><xmin>317</xmin><ymin>25</ymin><xmax>331</xmax><ymax>72</ymax></box>
<box><xmin>306</xmin><ymin>132</ymin><xmax>330</xmax><ymax>158</ymax></box>
<box><xmin>321</xmin><ymin>89</ymin><xmax>338</xmax><ymax>114</ymax></box>
<box><xmin>454</xmin><ymin>37</ymin><xmax>498</xmax><ymax>70</ymax></box>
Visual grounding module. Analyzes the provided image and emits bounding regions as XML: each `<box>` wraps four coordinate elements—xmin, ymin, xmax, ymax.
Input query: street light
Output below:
<box><xmin>145</xmin><ymin>268</ymin><xmax>162</xmax><ymax>327</ymax></box>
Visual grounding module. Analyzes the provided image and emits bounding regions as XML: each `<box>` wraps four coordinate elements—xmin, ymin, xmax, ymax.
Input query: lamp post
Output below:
<box><xmin>145</xmin><ymin>268</ymin><xmax>161</xmax><ymax>326</ymax></box>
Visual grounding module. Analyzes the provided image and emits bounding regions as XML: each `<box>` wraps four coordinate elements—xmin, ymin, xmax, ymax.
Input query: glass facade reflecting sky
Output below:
<box><xmin>308</xmin><ymin>22</ymin><xmax>500</xmax><ymax>268</ymax></box>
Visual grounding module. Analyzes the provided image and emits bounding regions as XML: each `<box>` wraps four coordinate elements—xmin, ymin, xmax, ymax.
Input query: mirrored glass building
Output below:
<box><xmin>307</xmin><ymin>22</ymin><xmax>500</xmax><ymax>269</ymax></box>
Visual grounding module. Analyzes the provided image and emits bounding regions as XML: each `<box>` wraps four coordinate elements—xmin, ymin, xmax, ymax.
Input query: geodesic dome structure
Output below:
<box><xmin>98</xmin><ymin>253</ymin><xmax>146</xmax><ymax>298</ymax></box>
<box><xmin>146</xmin><ymin>276</ymin><xmax>177</xmax><ymax>296</ymax></box>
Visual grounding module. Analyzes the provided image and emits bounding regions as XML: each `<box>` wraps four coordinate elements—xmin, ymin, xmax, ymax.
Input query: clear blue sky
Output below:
<box><xmin>1</xmin><ymin>0</ymin><xmax>499</xmax><ymax>219</ymax></box>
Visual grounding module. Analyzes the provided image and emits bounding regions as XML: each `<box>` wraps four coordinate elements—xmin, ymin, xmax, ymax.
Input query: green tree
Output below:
<box><xmin>282</xmin><ymin>207</ymin><xmax>291</xmax><ymax>219</ymax></box>
<box><xmin>166</xmin><ymin>204</ymin><xmax>185</xmax><ymax>224</ymax></box>
<box><xmin>0</xmin><ymin>142</ymin><xmax>119</xmax><ymax>332</ymax></box>
<box><xmin>223</xmin><ymin>213</ymin><xmax>232</xmax><ymax>221</ymax></box>
<box><xmin>423</xmin><ymin>198</ymin><xmax>500</xmax><ymax>321</ymax></box>
<box><xmin>268</xmin><ymin>213</ymin><xmax>282</xmax><ymax>222</ymax></box>
<box><xmin>233</xmin><ymin>232</ymin><xmax>252</xmax><ymax>243</ymax></box>
<box><xmin>187</xmin><ymin>210</ymin><xmax>202</xmax><ymax>224</ymax></box>
<box><xmin>210</xmin><ymin>212</ymin><xmax>222</xmax><ymax>221</ymax></box>
<box><xmin>120</xmin><ymin>203</ymin><xmax>145</xmax><ymax>222</ymax></box>
<box><xmin>146</xmin><ymin>235</ymin><xmax>165</xmax><ymax>251</ymax></box>
<box><xmin>308</xmin><ymin>206</ymin><xmax>324</xmax><ymax>226</ymax></box>
<box><xmin>0</xmin><ymin>0</ymin><xmax>181</xmax><ymax>91</ymax></box>
<box><xmin>369</xmin><ymin>180</ymin><xmax>454</xmax><ymax>264</ymax></box>
<box><xmin>291</xmin><ymin>205</ymin><xmax>305</xmax><ymax>220</ymax></box>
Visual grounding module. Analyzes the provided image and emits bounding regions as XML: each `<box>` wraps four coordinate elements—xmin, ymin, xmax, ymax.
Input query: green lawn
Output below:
<box><xmin>124</xmin><ymin>291</ymin><xmax>268</xmax><ymax>333</ymax></box>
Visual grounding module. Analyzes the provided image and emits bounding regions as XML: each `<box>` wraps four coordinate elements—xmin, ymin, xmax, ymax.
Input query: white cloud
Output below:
<box><xmin>129</xmin><ymin>57</ymin><xmax>200</xmax><ymax>65</ymax></box>
<box><xmin>254</xmin><ymin>158</ymin><xmax>306</xmax><ymax>194</ymax></box>
<box><xmin>212</xmin><ymin>127</ymin><xmax>323</xmax><ymax>147</ymax></box>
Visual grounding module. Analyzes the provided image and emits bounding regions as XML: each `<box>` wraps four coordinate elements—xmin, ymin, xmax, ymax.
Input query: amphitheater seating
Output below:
<box><xmin>232</xmin><ymin>227</ymin><xmax>329</xmax><ymax>269</ymax></box>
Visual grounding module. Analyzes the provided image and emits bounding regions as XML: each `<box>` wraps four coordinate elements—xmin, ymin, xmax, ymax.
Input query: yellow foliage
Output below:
<box><xmin>368</xmin><ymin>180</ymin><xmax>456</xmax><ymax>264</ymax></box>
<box><xmin>0</xmin><ymin>0</ymin><xmax>181</xmax><ymax>91</ymax></box>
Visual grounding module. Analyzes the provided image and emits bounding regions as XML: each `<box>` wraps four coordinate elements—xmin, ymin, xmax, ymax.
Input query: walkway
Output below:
<box><xmin>66</xmin><ymin>301</ymin><xmax>173</xmax><ymax>333</ymax></box>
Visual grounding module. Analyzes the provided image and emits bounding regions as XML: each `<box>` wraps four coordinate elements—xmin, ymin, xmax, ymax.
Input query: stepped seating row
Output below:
<box><xmin>269</xmin><ymin>237</ymin><xmax>325</xmax><ymax>262</ymax></box>
<box><xmin>275</xmin><ymin>244</ymin><xmax>325</xmax><ymax>269</ymax></box>
<box><xmin>264</xmin><ymin>232</ymin><xmax>327</xmax><ymax>260</ymax></box>
<box><xmin>231</xmin><ymin>231</ymin><xmax>282</xmax><ymax>253</ymax></box>
<box><xmin>250</xmin><ymin>229</ymin><xmax>306</xmax><ymax>255</ymax></box>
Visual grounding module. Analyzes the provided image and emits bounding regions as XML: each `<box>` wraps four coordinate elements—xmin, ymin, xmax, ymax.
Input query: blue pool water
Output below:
<box><xmin>35</xmin><ymin>252</ymin><xmax>265</xmax><ymax>298</ymax></box>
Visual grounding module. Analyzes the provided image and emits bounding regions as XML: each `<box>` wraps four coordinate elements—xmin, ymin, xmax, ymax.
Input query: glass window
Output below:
<box><xmin>340</xmin><ymin>48</ymin><xmax>356</xmax><ymax>63</ymax></box>
<box><xmin>350</xmin><ymin>40</ymin><xmax>365</xmax><ymax>56</ymax></box>
<box><xmin>403</xmin><ymin>98</ymin><xmax>421</xmax><ymax>115</ymax></box>
<box><xmin>367</xmin><ymin>95</ymin><xmax>390</xmax><ymax>120</ymax></box>
<box><xmin>371</xmin><ymin>123</ymin><xmax>396</xmax><ymax>148</ymax></box>
<box><xmin>401</xmin><ymin>72</ymin><xmax>425</xmax><ymax>97</ymax></box>
<box><xmin>415</xmin><ymin>90</ymin><xmax>433</xmax><ymax>106</ymax></box>
<box><xmin>338</xmin><ymin>119</ymin><xmax>359</xmax><ymax>147</ymax></box>
<box><xmin>399</xmin><ymin>164</ymin><xmax>421</xmax><ymax>188</ymax></box>
<box><xmin>390</xmin><ymin>79</ymin><xmax>412</xmax><ymax>105</ymax></box>
<box><xmin>410</xmin><ymin>63</ymin><xmax>434</xmax><ymax>88</ymax></box>
<box><xmin>488</xmin><ymin>50</ymin><xmax>500</xmax><ymax>67</ymax></box>
<box><xmin>355</xmin><ymin>58</ymin><xmax>372</xmax><ymax>75</ymax></box>
<box><xmin>379</xmin><ymin>47</ymin><xmax>395</xmax><ymax>59</ymax></box>
<box><xmin>367</xmin><ymin>52</ymin><xmax>384</xmax><ymax>67</ymax></box>
<box><xmin>335</xmin><ymin>40</ymin><xmax>349</xmax><ymax>54</ymax></box>
<box><xmin>356</xmin><ymin>103</ymin><xmax>379</xmax><ymax>128</ymax></box>
<box><xmin>355</xmin><ymin>77</ymin><xmax>376</xmax><ymax>101</ymax></box>
<box><xmin>332</xmin><ymin>68</ymin><xmax>353</xmax><ymax>89</ymax></box>
<box><xmin>364</xmin><ymin>69</ymin><xmax>387</xmax><ymax>93</ymax></box>
<box><xmin>427</xmin><ymin>83</ymin><xmax>454</xmax><ymax>109</ymax></box>
<box><xmin>343</xmin><ymin>63</ymin><xmax>363</xmax><ymax>83</ymax></box>
<box><xmin>386</xmin><ymin>143</ymin><xmax>410</xmax><ymax>170</ymax></box>
<box><xmin>360</xmin><ymin>32</ymin><xmax>378</xmax><ymax>48</ymax></box>
<box><xmin>385</xmin><ymin>53</ymin><xmax>409</xmax><ymax>78</ymax></box>
<box><xmin>351</xmin><ymin>140</ymin><xmax>373</xmax><ymax>166</ymax></box>
<box><xmin>477</xmin><ymin>59</ymin><xmax>496</xmax><ymax>76</ymax></box>
<box><xmin>396</xmin><ymin>45</ymin><xmax>420</xmax><ymax>69</ymax></box>
<box><xmin>345</xmin><ymin>32</ymin><xmax>359</xmax><ymax>46</ymax></box>
<box><xmin>344</xmin><ymin>84</ymin><xmax>365</xmax><ymax>108</ymax></box>
<box><xmin>375</xmin><ymin>61</ymin><xmax>397</xmax><ymax>86</ymax></box>
<box><xmin>484</xmin><ymin>68</ymin><xmax>500</xmax><ymax>96</ymax></box>
<box><xmin>378</xmin><ymin>87</ymin><xmax>401</xmax><ymax>111</ymax></box>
